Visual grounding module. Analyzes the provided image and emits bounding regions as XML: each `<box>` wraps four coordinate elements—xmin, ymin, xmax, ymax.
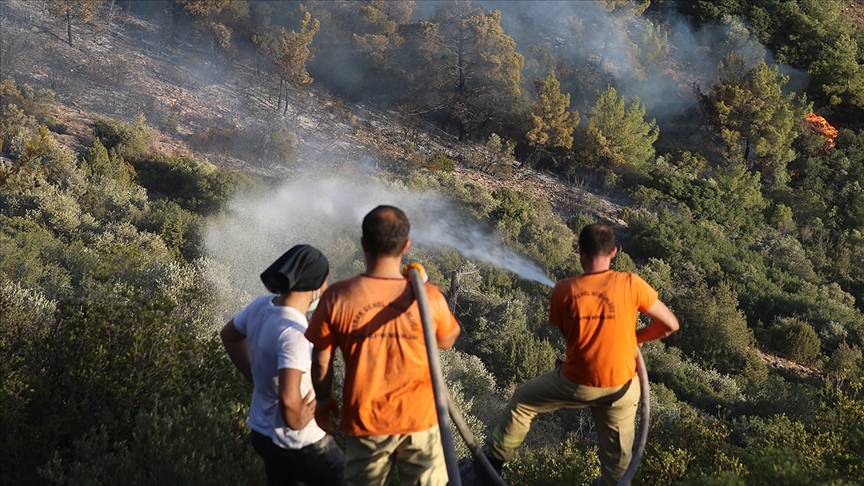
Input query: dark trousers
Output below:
<box><xmin>251</xmin><ymin>430</ymin><xmax>347</xmax><ymax>486</ymax></box>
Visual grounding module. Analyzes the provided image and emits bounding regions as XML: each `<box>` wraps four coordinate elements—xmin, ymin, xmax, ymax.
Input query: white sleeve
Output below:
<box><xmin>277</xmin><ymin>327</ymin><xmax>312</xmax><ymax>372</ymax></box>
<box><xmin>232</xmin><ymin>302</ymin><xmax>253</xmax><ymax>335</ymax></box>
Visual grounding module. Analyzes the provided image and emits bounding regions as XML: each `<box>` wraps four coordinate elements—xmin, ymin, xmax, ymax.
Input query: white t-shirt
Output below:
<box><xmin>233</xmin><ymin>295</ymin><xmax>326</xmax><ymax>449</ymax></box>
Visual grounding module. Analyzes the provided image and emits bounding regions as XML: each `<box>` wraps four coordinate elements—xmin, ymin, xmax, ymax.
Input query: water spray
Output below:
<box><xmin>205</xmin><ymin>176</ymin><xmax>554</xmax><ymax>313</ymax></box>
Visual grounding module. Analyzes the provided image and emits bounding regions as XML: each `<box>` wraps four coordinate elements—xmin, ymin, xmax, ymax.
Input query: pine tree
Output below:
<box><xmin>429</xmin><ymin>2</ymin><xmax>524</xmax><ymax>140</ymax></box>
<box><xmin>703</xmin><ymin>54</ymin><xmax>809</xmax><ymax>188</ymax></box>
<box><xmin>274</xmin><ymin>11</ymin><xmax>320</xmax><ymax>115</ymax></box>
<box><xmin>627</xmin><ymin>18</ymin><xmax>669</xmax><ymax>82</ymax></box>
<box><xmin>526</xmin><ymin>71</ymin><xmax>579</xmax><ymax>166</ymax></box>
<box><xmin>45</xmin><ymin>0</ymin><xmax>105</xmax><ymax>47</ymax></box>
<box><xmin>353</xmin><ymin>0</ymin><xmax>414</xmax><ymax>58</ymax></box>
<box><xmin>579</xmin><ymin>86</ymin><xmax>658</xmax><ymax>175</ymax></box>
<box><xmin>809</xmin><ymin>33</ymin><xmax>864</xmax><ymax>107</ymax></box>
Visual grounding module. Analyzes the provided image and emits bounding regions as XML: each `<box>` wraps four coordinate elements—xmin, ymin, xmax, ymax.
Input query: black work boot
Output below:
<box><xmin>485</xmin><ymin>456</ymin><xmax>504</xmax><ymax>475</ymax></box>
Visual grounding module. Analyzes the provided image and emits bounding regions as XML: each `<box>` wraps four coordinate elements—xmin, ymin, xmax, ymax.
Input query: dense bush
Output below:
<box><xmin>761</xmin><ymin>317</ymin><xmax>823</xmax><ymax>365</ymax></box>
<box><xmin>0</xmin><ymin>134</ymin><xmax>257</xmax><ymax>484</ymax></box>
<box><xmin>0</xmin><ymin>79</ymin><xmax>55</xmax><ymax>142</ymax></box>
<box><xmin>91</xmin><ymin>114</ymin><xmax>151</xmax><ymax>160</ymax></box>
<box><xmin>422</xmin><ymin>153</ymin><xmax>456</xmax><ymax>172</ymax></box>
<box><xmin>132</xmin><ymin>156</ymin><xmax>255</xmax><ymax>215</ymax></box>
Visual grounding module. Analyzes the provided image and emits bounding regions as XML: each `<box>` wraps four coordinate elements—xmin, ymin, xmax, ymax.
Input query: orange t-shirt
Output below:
<box><xmin>305</xmin><ymin>275</ymin><xmax>459</xmax><ymax>436</ymax></box>
<box><xmin>549</xmin><ymin>270</ymin><xmax>658</xmax><ymax>387</ymax></box>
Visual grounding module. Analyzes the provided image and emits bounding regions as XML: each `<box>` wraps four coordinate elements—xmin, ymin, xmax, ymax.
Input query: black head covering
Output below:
<box><xmin>260</xmin><ymin>244</ymin><xmax>329</xmax><ymax>294</ymax></box>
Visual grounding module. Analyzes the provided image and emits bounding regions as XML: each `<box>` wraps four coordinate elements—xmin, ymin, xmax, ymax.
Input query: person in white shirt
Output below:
<box><xmin>221</xmin><ymin>244</ymin><xmax>346</xmax><ymax>486</ymax></box>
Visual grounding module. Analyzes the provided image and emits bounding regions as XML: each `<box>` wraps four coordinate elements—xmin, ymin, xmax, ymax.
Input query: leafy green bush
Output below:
<box><xmin>762</xmin><ymin>317</ymin><xmax>823</xmax><ymax>365</ymax></box>
<box><xmin>505</xmin><ymin>438</ymin><xmax>600</xmax><ymax>486</ymax></box>
<box><xmin>136</xmin><ymin>200</ymin><xmax>205</xmax><ymax>262</ymax></box>
<box><xmin>91</xmin><ymin>115</ymin><xmax>151</xmax><ymax>160</ymax></box>
<box><xmin>39</xmin><ymin>393</ymin><xmax>262</xmax><ymax>486</ymax></box>
<box><xmin>133</xmin><ymin>156</ymin><xmax>255</xmax><ymax>215</ymax></box>
<box><xmin>667</xmin><ymin>281</ymin><xmax>755</xmax><ymax>374</ymax></box>
<box><xmin>824</xmin><ymin>342</ymin><xmax>862</xmax><ymax>383</ymax></box>
<box><xmin>80</xmin><ymin>138</ymin><xmax>136</xmax><ymax>186</ymax></box>
<box><xmin>0</xmin><ymin>79</ymin><xmax>55</xmax><ymax>142</ymax></box>
<box><xmin>403</xmin><ymin>170</ymin><xmax>497</xmax><ymax>218</ymax></box>
<box><xmin>262</xmin><ymin>126</ymin><xmax>295</xmax><ymax>167</ymax></box>
<box><xmin>440</xmin><ymin>349</ymin><xmax>499</xmax><ymax>458</ymax></box>
<box><xmin>422</xmin><ymin>153</ymin><xmax>455</xmax><ymax>172</ymax></box>
<box><xmin>490</xmin><ymin>186</ymin><xmax>573</xmax><ymax>270</ymax></box>
<box><xmin>468</xmin><ymin>301</ymin><xmax>559</xmax><ymax>387</ymax></box>
<box><xmin>641</xmin><ymin>342</ymin><xmax>744</xmax><ymax>410</ymax></box>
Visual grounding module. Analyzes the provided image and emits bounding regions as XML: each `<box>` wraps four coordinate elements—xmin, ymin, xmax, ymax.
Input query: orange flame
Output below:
<box><xmin>804</xmin><ymin>112</ymin><xmax>838</xmax><ymax>150</ymax></box>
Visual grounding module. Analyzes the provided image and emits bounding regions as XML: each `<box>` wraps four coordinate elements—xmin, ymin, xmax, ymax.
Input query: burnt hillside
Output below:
<box><xmin>0</xmin><ymin>0</ymin><xmax>622</xmax><ymax>224</ymax></box>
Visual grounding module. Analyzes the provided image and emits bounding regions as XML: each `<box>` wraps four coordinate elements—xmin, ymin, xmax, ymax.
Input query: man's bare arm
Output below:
<box><xmin>278</xmin><ymin>368</ymin><xmax>316</xmax><ymax>430</ymax></box>
<box><xmin>636</xmin><ymin>300</ymin><xmax>680</xmax><ymax>344</ymax></box>
<box><xmin>436</xmin><ymin>325</ymin><xmax>461</xmax><ymax>350</ymax></box>
<box><xmin>311</xmin><ymin>346</ymin><xmax>334</xmax><ymax>402</ymax></box>
<box><xmin>220</xmin><ymin>319</ymin><xmax>253</xmax><ymax>383</ymax></box>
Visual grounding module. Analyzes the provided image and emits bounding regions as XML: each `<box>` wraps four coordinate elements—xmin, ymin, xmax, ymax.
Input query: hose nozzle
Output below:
<box><xmin>402</xmin><ymin>262</ymin><xmax>428</xmax><ymax>283</ymax></box>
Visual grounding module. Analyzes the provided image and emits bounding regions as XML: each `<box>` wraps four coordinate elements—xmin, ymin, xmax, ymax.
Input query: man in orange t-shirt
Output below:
<box><xmin>306</xmin><ymin>205</ymin><xmax>460</xmax><ymax>486</ymax></box>
<box><xmin>485</xmin><ymin>223</ymin><xmax>679</xmax><ymax>486</ymax></box>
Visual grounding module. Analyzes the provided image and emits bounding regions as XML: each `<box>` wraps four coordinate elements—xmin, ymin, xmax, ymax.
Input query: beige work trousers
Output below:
<box><xmin>488</xmin><ymin>367</ymin><xmax>641</xmax><ymax>486</ymax></box>
<box><xmin>345</xmin><ymin>425</ymin><xmax>447</xmax><ymax>486</ymax></box>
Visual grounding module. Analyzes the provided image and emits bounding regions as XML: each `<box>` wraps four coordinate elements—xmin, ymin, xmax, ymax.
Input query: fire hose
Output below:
<box><xmin>405</xmin><ymin>264</ymin><xmax>650</xmax><ymax>486</ymax></box>
<box><xmin>618</xmin><ymin>346</ymin><xmax>650</xmax><ymax>486</ymax></box>
<box><xmin>406</xmin><ymin>265</ymin><xmax>463</xmax><ymax>486</ymax></box>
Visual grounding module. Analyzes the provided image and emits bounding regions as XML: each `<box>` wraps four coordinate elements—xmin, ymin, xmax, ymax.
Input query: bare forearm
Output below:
<box><xmin>637</xmin><ymin>300</ymin><xmax>680</xmax><ymax>344</ymax></box>
<box><xmin>279</xmin><ymin>369</ymin><xmax>315</xmax><ymax>430</ymax></box>
<box><xmin>224</xmin><ymin>341</ymin><xmax>253</xmax><ymax>382</ymax></box>
<box><xmin>636</xmin><ymin>321</ymin><xmax>674</xmax><ymax>343</ymax></box>
<box><xmin>220</xmin><ymin>320</ymin><xmax>253</xmax><ymax>383</ymax></box>
<box><xmin>311</xmin><ymin>347</ymin><xmax>333</xmax><ymax>401</ymax></box>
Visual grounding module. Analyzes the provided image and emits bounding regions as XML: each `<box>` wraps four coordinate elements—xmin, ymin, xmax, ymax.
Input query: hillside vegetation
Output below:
<box><xmin>2</xmin><ymin>1</ymin><xmax>864</xmax><ymax>485</ymax></box>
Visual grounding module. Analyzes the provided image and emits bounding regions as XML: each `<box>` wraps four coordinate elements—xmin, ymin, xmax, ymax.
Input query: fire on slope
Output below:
<box><xmin>804</xmin><ymin>112</ymin><xmax>839</xmax><ymax>151</ymax></box>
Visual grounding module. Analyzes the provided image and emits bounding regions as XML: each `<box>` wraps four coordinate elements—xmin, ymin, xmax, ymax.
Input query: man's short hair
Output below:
<box><xmin>579</xmin><ymin>223</ymin><xmax>616</xmax><ymax>257</ymax></box>
<box><xmin>362</xmin><ymin>205</ymin><xmax>410</xmax><ymax>257</ymax></box>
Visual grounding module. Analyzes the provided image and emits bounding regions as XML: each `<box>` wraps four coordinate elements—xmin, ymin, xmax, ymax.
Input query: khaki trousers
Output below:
<box><xmin>487</xmin><ymin>367</ymin><xmax>640</xmax><ymax>486</ymax></box>
<box><xmin>345</xmin><ymin>425</ymin><xmax>447</xmax><ymax>486</ymax></box>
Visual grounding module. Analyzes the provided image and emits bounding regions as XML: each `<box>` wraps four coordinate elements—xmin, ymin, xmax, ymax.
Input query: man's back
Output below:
<box><xmin>550</xmin><ymin>270</ymin><xmax>658</xmax><ymax>388</ymax></box>
<box><xmin>306</xmin><ymin>274</ymin><xmax>458</xmax><ymax>436</ymax></box>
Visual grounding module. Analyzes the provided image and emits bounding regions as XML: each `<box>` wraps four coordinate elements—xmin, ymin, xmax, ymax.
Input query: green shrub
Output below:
<box><xmin>667</xmin><ymin>281</ymin><xmax>755</xmax><ymax>374</ymax></box>
<box><xmin>39</xmin><ymin>393</ymin><xmax>262</xmax><ymax>486</ymax></box>
<box><xmin>824</xmin><ymin>342</ymin><xmax>862</xmax><ymax>383</ymax></box>
<box><xmin>468</xmin><ymin>301</ymin><xmax>559</xmax><ymax>387</ymax></box>
<box><xmin>132</xmin><ymin>156</ymin><xmax>255</xmax><ymax>215</ymax></box>
<box><xmin>505</xmin><ymin>438</ymin><xmax>600</xmax><ymax>486</ymax></box>
<box><xmin>422</xmin><ymin>153</ymin><xmax>456</xmax><ymax>172</ymax></box>
<box><xmin>403</xmin><ymin>170</ymin><xmax>497</xmax><ymax>218</ymax></box>
<box><xmin>763</xmin><ymin>317</ymin><xmax>822</xmax><ymax>365</ymax></box>
<box><xmin>641</xmin><ymin>342</ymin><xmax>744</xmax><ymax>409</ymax></box>
<box><xmin>0</xmin><ymin>79</ymin><xmax>55</xmax><ymax>138</ymax></box>
<box><xmin>80</xmin><ymin>139</ymin><xmax>135</xmax><ymax>186</ymax></box>
<box><xmin>490</xmin><ymin>187</ymin><xmax>573</xmax><ymax>270</ymax></box>
<box><xmin>262</xmin><ymin>126</ymin><xmax>295</xmax><ymax>167</ymax></box>
<box><xmin>136</xmin><ymin>200</ymin><xmax>205</xmax><ymax>262</ymax></box>
<box><xmin>91</xmin><ymin>114</ymin><xmax>151</xmax><ymax>160</ymax></box>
